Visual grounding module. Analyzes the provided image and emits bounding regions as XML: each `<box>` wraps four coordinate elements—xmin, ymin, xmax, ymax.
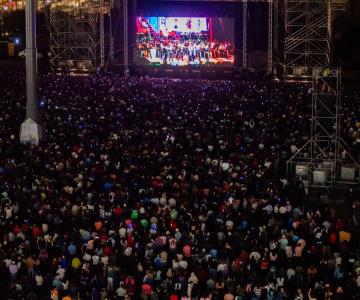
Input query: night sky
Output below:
<box><xmin>0</xmin><ymin>0</ymin><xmax>359</xmax><ymax>68</ymax></box>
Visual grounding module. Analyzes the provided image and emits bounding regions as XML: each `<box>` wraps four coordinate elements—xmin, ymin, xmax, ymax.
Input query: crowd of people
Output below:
<box><xmin>0</xmin><ymin>71</ymin><xmax>360</xmax><ymax>300</ymax></box>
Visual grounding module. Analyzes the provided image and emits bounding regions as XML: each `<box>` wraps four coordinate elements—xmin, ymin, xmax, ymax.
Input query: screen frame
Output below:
<box><xmin>135</xmin><ymin>16</ymin><xmax>235</xmax><ymax>67</ymax></box>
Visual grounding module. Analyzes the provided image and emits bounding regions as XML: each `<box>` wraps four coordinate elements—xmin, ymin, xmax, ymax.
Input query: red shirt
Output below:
<box><xmin>260</xmin><ymin>260</ymin><xmax>269</xmax><ymax>270</ymax></box>
<box><xmin>103</xmin><ymin>246</ymin><xmax>112</xmax><ymax>256</ymax></box>
<box><xmin>13</xmin><ymin>225</ymin><xmax>21</xmax><ymax>235</ymax></box>
<box><xmin>127</xmin><ymin>234</ymin><xmax>134</xmax><ymax>247</ymax></box>
<box><xmin>183</xmin><ymin>245</ymin><xmax>191</xmax><ymax>257</ymax></box>
<box><xmin>329</xmin><ymin>232</ymin><xmax>337</xmax><ymax>244</ymax></box>
<box><xmin>32</xmin><ymin>226</ymin><xmax>41</xmax><ymax>238</ymax></box>
<box><xmin>114</xmin><ymin>207</ymin><xmax>122</xmax><ymax>217</ymax></box>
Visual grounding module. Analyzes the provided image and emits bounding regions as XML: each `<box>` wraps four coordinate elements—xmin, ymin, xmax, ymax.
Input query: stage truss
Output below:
<box><xmin>48</xmin><ymin>0</ymin><xmax>109</xmax><ymax>70</ymax></box>
<box><xmin>106</xmin><ymin>0</ymin><xmax>130</xmax><ymax>68</ymax></box>
<box><xmin>284</xmin><ymin>0</ymin><xmax>348</xmax><ymax>78</ymax></box>
<box><xmin>287</xmin><ymin>67</ymin><xmax>360</xmax><ymax>190</ymax></box>
<box><xmin>235</xmin><ymin>0</ymin><xmax>276</xmax><ymax>73</ymax></box>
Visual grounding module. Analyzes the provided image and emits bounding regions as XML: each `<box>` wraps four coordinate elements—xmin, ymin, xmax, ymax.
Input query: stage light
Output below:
<box><xmin>14</xmin><ymin>38</ymin><xmax>20</xmax><ymax>45</ymax></box>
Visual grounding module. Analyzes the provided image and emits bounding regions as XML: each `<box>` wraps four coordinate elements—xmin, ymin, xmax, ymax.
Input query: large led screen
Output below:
<box><xmin>136</xmin><ymin>17</ymin><xmax>234</xmax><ymax>66</ymax></box>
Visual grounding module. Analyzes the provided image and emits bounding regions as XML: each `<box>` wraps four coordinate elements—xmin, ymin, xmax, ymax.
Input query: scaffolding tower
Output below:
<box><xmin>284</xmin><ymin>0</ymin><xmax>348</xmax><ymax>78</ymax></box>
<box><xmin>267</xmin><ymin>0</ymin><xmax>273</xmax><ymax>73</ymax></box>
<box><xmin>242</xmin><ymin>1</ymin><xmax>248</xmax><ymax>69</ymax></box>
<box><xmin>48</xmin><ymin>0</ymin><xmax>107</xmax><ymax>70</ymax></box>
<box><xmin>123</xmin><ymin>0</ymin><xmax>128</xmax><ymax>68</ymax></box>
<box><xmin>241</xmin><ymin>0</ymin><xmax>274</xmax><ymax>72</ymax></box>
<box><xmin>105</xmin><ymin>0</ymin><xmax>127</xmax><ymax>66</ymax></box>
<box><xmin>287</xmin><ymin>67</ymin><xmax>360</xmax><ymax>190</ymax></box>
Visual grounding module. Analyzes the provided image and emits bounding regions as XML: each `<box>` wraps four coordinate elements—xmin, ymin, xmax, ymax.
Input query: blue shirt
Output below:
<box><xmin>67</xmin><ymin>244</ymin><xmax>77</xmax><ymax>256</ymax></box>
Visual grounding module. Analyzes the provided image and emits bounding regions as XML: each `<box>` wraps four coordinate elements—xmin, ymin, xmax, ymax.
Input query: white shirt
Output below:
<box><xmin>5</xmin><ymin>206</ymin><xmax>12</xmax><ymax>219</ymax></box>
<box><xmin>3</xmin><ymin>259</ymin><xmax>11</xmax><ymax>268</ymax></box>
<box><xmin>179</xmin><ymin>260</ymin><xmax>188</xmax><ymax>269</ymax></box>
<box><xmin>116</xmin><ymin>287</ymin><xmax>126</xmax><ymax>297</ymax></box>
<box><xmin>285</xmin><ymin>246</ymin><xmax>293</xmax><ymax>258</ymax></box>
<box><xmin>92</xmin><ymin>255</ymin><xmax>100</xmax><ymax>265</ymax></box>
<box><xmin>357</xmin><ymin>275</ymin><xmax>360</xmax><ymax>287</ymax></box>
<box><xmin>35</xmin><ymin>275</ymin><xmax>43</xmax><ymax>286</ymax></box>
<box><xmin>276</xmin><ymin>277</ymin><xmax>284</xmax><ymax>288</ymax></box>
<box><xmin>56</xmin><ymin>267</ymin><xmax>65</xmax><ymax>280</ymax></box>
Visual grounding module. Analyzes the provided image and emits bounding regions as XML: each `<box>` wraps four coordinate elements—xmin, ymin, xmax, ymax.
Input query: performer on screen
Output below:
<box><xmin>156</xmin><ymin>44</ymin><xmax>162</xmax><ymax>58</ymax></box>
<box><xmin>195</xmin><ymin>43</ymin><xmax>201</xmax><ymax>59</ymax></box>
<box><xmin>162</xmin><ymin>47</ymin><xmax>168</xmax><ymax>64</ymax></box>
<box><xmin>204</xmin><ymin>43</ymin><xmax>210</xmax><ymax>62</ymax></box>
<box><xmin>189</xmin><ymin>43</ymin><xmax>195</xmax><ymax>62</ymax></box>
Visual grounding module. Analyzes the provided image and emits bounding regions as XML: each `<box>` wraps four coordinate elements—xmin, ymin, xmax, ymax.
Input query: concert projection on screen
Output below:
<box><xmin>136</xmin><ymin>17</ymin><xmax>234</xmax><ymax>66</ymax></box>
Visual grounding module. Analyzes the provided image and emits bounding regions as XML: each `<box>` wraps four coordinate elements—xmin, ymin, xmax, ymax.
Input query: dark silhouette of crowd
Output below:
<box><xmin>0</xmin><ymin>71</ymin><xmax>360</xmax><ymax>300</ymax></box>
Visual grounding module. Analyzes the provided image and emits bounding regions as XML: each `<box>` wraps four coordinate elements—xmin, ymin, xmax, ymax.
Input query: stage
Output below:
<box><xmin>142</xmin><ymin>57</ymin><xmax>234</xmax><ymax>66</ymax></box>
<box><xmin>107</xmin><ymin>64</ymin><xmax>269</xmax><ymax>80</ymax></box>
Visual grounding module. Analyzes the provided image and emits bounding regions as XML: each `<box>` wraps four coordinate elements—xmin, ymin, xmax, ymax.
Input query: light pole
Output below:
<box><xmin>20</xmin><ymin>0</ymin><xmax>42</xmax><ymax>144</ymax></box>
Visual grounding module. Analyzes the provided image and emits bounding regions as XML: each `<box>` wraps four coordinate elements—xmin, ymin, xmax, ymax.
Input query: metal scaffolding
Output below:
<box><xmin>100</xmin><ymin>0</ymin><xmax>105</xmax><ymax>67</ymax></box>
<box><xmin>273</xmin><ymin>0</ymin><xmax>278</xmax><ymax>52</ymax></box>
<box><xmin>267</xmin><ymin>0</ymin><xmax>273</xmax><ymax>73</ymax></box>
<box><xmin>49</xmin><ymin>0</ymin><xmax>107</xmax><ymax>70</ymax></box>
<box><xmin>123</xmin><ymin>0</ymin><xmax>129</xmax><ymax>68</ymax></box>
<box><xmin>284</xmin><ymin>0</ymin><xmax>348</xmax><ymax>78</ymax></box>
<box><xmin>110</xmin><ymin>0</ymin><xmax>128</xmax><ymax>67</ymax></box>
<box><xmin>242</xmin><ymin>1</ymin><xmax>248</xmax><ymax>69</ymax></box>
<box><xmin>287</xmin><ymin>68</ymin><xmax>360</xmax><ymax>189</ymax></box>
<box><xmin>109</xmin><ymin>0</ymin><xmax>115</xmax><ymax>63</ymax></box>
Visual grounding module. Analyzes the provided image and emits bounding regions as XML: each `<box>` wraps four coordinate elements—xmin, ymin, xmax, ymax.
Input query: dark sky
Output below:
<box><xmin>333</xmin><ymin>0</ymin><xmax>360</xmax><ymax>67</ymax></box>
<box><xmin>1</xmin><ymin>0</ymin><xmax>359</xmax><ymax>67</ymax></box>
<box><xmin>349</xmin><ymin>0</ymin><xmax>360</xmax><ymax>18</ymax></box>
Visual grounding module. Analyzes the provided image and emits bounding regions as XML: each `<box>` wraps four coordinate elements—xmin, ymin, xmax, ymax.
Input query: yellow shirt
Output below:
<box><xmin>339</xmin><ymin>231</ymin><xmax>351</xmax><ymax>242</ymax></box>
<box><xmin>71</xmin><ymin>257</ymin><xmax>81</xmax><ymax>269</ymax></box>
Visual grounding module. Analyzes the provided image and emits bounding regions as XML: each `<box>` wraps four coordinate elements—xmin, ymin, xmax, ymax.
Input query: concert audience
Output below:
<box><xmin>0</xmin><ymin>72</ymin><xmax>360</xmax><ymax>300</ymax></box>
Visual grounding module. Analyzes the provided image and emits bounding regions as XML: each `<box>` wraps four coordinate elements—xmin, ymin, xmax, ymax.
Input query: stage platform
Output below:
<box><xmin>144</xmin><ymin>57</ymin><xmax>234</xmax><ymax>66</ymax></box>
<box><xmin>107</xmin><ymin>64</ymin><xmax>268</xmax><ymax>80</ymax></box>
